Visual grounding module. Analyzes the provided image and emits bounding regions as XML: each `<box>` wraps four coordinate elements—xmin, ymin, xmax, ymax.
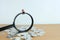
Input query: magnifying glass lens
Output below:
<box><xmin>15</xmin><ymin>14</ymin><xmax>31</xmax><ymax>31</ymax></box>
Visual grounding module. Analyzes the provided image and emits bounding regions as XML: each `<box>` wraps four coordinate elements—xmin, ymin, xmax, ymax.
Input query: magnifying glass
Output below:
<box><xmin>0</xmin><ymin>9</ymin><xmax>34</xmax><ymax>33</ymax></box>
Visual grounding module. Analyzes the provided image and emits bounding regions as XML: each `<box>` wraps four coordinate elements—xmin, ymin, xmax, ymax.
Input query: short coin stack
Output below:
<box><xmin>5</xmin><ymin>26</ymin><xmax>45</xmax><ymax>40</ymax></box>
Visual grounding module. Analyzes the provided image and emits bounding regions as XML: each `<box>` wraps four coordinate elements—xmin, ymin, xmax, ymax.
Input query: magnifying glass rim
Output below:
<box><xmin>13</xmin><ymin>13</ymin><xmax>34</xmax><ymax>33</ymax></box>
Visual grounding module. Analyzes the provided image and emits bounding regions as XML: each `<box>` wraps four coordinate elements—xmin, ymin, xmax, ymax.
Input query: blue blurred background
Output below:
<box><xmin>0</xmin><ymin>0</ymin><xmax>60</xmax><ymax>24</ymax></box>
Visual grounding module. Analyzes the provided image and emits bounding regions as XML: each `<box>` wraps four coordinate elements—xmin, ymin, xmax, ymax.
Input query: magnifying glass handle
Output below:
<box><xmin>0</xmin><ymin>24</ymin><xmax>13</xmax><ymax>31</ymax></box>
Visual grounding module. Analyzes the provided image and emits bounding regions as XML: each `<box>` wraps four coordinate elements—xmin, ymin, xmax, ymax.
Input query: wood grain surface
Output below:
<box><xmin>0</xmin><ymin>24</ymin><xmax>60</xmax><ymax>40</ymax></box>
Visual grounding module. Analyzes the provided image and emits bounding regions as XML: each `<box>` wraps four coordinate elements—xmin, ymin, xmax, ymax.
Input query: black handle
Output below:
<box><xmin>0</xmin><ymin>24</ymin><xmax>13</xmax><ymax>31</ymax></box>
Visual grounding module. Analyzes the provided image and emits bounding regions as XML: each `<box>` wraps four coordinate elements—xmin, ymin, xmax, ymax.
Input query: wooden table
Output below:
<box><xmin>0</xmin><ymin>24</ymin><xmax>60</xmax><ymax>40</ymax></box>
